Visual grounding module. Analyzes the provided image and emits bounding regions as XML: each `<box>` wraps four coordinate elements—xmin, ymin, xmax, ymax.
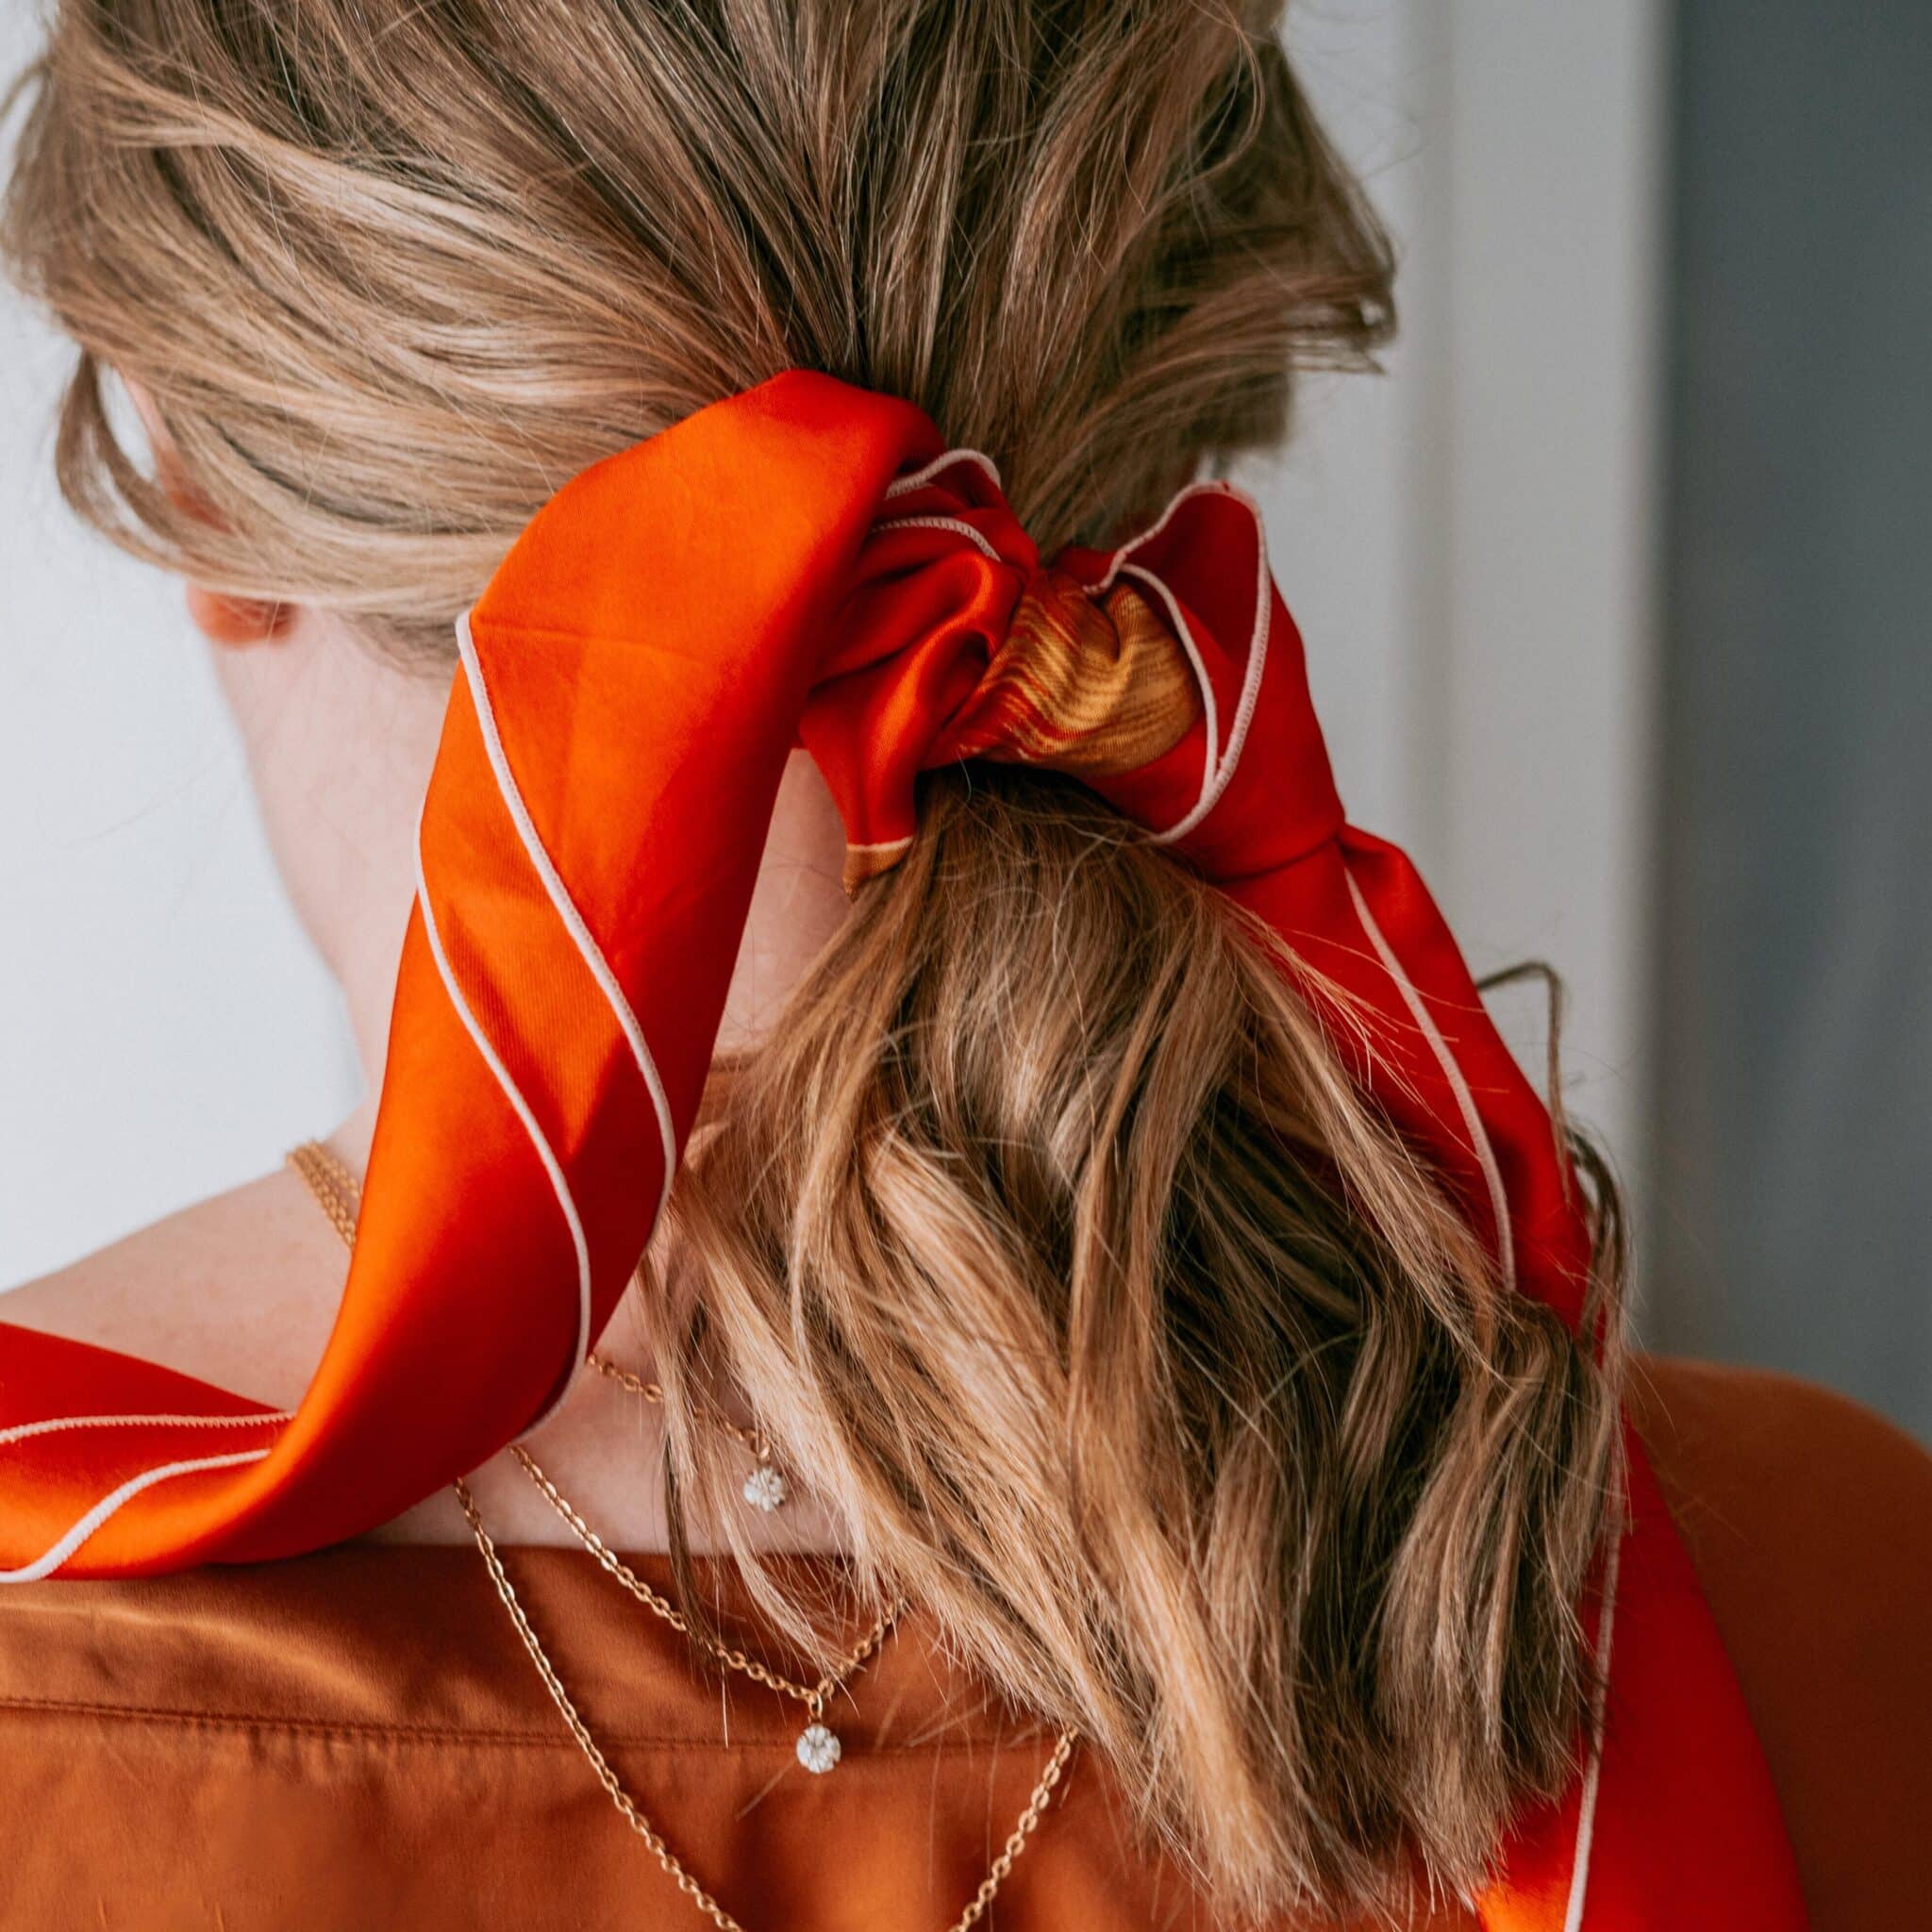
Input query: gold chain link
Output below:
<box><xmin>284</xmin><ymin>1141</ymin><xmax>1078</xmax><ymax>1929</ymax></box>
<box><xmin>583</xmin><ymin>1351</ymin><xmax>771</xmax><ymax>1461</ymax></box>
<box><xmin>287</xmin><ymin>1140</ymin><xmax>361</xmax><ymax>1244</ymax></box>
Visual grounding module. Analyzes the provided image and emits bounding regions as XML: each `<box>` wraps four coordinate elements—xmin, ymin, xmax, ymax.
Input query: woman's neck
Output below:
<box><xmin>326</xmin><ymin>742</ymin><xmax>855</xmax><ymax>1175</ymax></box>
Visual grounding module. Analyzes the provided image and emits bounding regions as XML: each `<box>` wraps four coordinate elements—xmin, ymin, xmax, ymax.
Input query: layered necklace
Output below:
<box><xmin>287</xmin><ymin>1140</ymin><xmax>1077</xmax><ymax>1931</ymax></box>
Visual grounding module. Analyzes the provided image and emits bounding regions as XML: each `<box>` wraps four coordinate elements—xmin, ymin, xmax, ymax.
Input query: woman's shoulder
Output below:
<box><xmin>1626</xmin><ymin>1351</ymin><xmax>1932</xmax><ymax>1601</ymax></box>
<box><xmin>0</xmin><ymin>1164</ymin><xmax>349</xmax><ymax>1409</ymax></box>
<box><xmin>1627</xmin><ymin>1351</ymin><xmax>1932</xmax><ymax>1932</ymax></box>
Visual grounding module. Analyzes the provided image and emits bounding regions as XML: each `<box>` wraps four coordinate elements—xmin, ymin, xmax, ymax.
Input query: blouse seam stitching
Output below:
<box><xmin>0</xmin><ymin>1696</ymin><xmax>1050</xmax><ymax>1752</ymax></box>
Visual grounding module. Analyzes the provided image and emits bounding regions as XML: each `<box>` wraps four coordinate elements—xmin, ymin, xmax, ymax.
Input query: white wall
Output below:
<box><xmin>0</xmin><ymin>2</ymin><xmax>1666</xmax><ymax>1289</ymax></box>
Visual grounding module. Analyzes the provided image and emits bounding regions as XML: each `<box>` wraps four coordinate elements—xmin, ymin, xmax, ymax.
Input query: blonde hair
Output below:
<box><xmin>6</xmin><ymin>2</ymin><xmax>1626</xmax><ymax>1920</ymax></box>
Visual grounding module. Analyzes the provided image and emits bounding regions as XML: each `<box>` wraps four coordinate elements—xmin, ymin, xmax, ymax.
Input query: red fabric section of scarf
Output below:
<box><xmin>0</xmin><ymin>373</ymin><xmax>1804</xmax><ymax>1928</ymax></box>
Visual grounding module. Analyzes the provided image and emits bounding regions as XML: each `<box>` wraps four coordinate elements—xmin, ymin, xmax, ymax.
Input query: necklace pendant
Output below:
<box><xmin>795</xmin><ymin>1723</ymin><xmax>841</xmax><ymax>1774</ymax></box>
<box><xmin>741</xmin><ymin>1463</ymin><xmax>789</xmax><ymax>1513</ymax></box>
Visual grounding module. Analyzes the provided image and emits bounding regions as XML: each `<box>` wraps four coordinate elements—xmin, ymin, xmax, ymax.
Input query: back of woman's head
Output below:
<box><xmin>6</xmin><ymin>3</ymin><xmax>1626</xmax><ymax>1920</ymax></box>
<box><xmin>6</xmin><ymin>0</ymin><xmax>1392</xmax><ymax>658</ymax></box>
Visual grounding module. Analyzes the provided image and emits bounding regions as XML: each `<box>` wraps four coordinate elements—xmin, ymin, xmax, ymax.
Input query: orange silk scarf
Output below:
<box><xmin>0</xmin><ymin>373</ymin><xmax>1805</xmax><ymax>1929</ymax></box>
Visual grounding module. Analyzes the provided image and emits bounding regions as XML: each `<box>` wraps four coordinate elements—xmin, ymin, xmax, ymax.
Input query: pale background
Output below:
<box><xmin>6</xmin><ymin>5</ymin><xmax>1919</xmax><ymax>1436</ymax></box>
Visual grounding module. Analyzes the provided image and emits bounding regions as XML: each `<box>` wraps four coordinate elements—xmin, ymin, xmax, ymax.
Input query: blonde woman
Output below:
<box><xmin>0</xmin><ymin>4</ymin><xmax>1924</xmax><ymax>1929</ymax></box>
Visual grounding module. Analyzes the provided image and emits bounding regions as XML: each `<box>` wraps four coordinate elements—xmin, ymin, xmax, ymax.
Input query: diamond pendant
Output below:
<box><xmin>795</xmin><ymin>1722</ymin><xmax>841</xmax><ymax>1774</ymax></box>
<box><xmin>741</xmin><ymin>1463</ymin><xmax>788</xmax><ymax>1513</ymax></box>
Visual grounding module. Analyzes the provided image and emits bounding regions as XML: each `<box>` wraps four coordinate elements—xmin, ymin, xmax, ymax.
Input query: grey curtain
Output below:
<box><xmin>1650</xmin><ymin>0</ymin><xmax>1932</xmax><ymax>1438</ymax></box>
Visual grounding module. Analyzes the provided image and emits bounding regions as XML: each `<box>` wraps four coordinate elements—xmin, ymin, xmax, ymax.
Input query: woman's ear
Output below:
<box><xmin>184</xmin><ymin>585</ymin><xmax>295</xmax><ymax>647</ymax></box>
<box><xmin>123</xmin><ymin>374</ymin><xmax>298</xmax><ymax>649</ymax></box>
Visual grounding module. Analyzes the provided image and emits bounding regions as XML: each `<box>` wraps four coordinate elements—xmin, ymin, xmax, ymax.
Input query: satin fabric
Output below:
<box><xmin>0</xmin><ymin>372</ymin><xmax>1806</xmax><ymax>1926</ymax></box>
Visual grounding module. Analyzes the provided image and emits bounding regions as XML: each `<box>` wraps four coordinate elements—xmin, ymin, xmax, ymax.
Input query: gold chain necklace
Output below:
<box><xmin>284</xmin><ymin>1140</ymin><xmax>1077</xmax><ymax>1929</ymax></box>
<box><xmin>510</xmin><ymin>1441</ymin><xmax>904</xmax><ymax>1771</ymax></box>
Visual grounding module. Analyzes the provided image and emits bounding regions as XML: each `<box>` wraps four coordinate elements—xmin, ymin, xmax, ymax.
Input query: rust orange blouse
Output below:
<box><xmin>0</xmin><ymin>1541</ymin><xmax>1481</xmax><ymax>1932</ymax></box>
<box><xmin>1</xmin><ymin>1359</ymin><xmax>1929</xmax><ymax>1930</ymax></box>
